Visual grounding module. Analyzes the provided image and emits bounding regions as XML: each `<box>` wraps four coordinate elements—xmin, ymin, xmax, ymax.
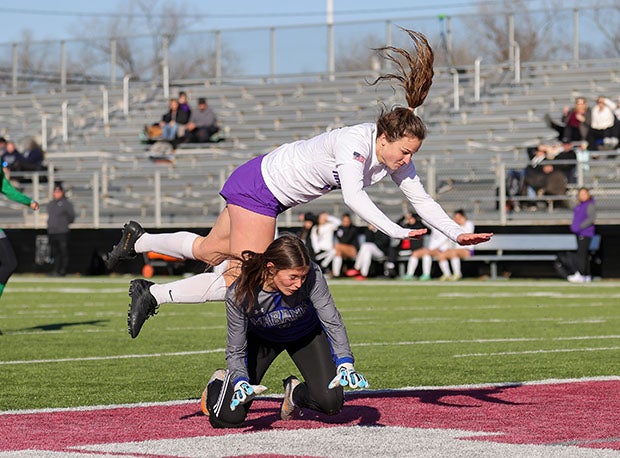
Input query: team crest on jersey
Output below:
<box><xmin>353</xmin><ymin>151</ymin><xmax>366</xmax><ymax>164</ymax></box>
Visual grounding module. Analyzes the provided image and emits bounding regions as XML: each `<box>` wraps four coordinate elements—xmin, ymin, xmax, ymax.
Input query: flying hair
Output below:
<box><xmin>371</xmin><ymin>28</ymin><xmax>434</xmax><ymax>110</ymax></box>
<box><xmin>371</xmin><ymin>28</ymin><xmax>435</xmax><ymax>142</ymax></box>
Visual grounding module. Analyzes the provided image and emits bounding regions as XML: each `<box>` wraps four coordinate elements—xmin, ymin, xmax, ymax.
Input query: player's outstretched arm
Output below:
<box><xmin>456</xmin><ymin>233</ymin><xmax>494</xmax><ymax>246</ymax></box>
<box><xmin>407</xmin><ymin>228</ymin><xmax>428</xmax><ymax>239</ymax></box>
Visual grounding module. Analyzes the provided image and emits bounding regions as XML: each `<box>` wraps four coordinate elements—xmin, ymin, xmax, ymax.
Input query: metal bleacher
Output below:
<box><xmin>1</xmin><ymin>58</ymin><xmax>619</xmax><ymax>229</ymax></box>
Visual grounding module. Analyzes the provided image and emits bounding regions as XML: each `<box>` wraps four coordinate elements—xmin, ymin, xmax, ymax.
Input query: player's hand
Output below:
<box><xmin>328</xmin><ymin>363</ymin><xmax>369</xmax><ymax>390</ymax></box>
<box><xmin>456</xmin><ymin>232</ymin><xmax>493</xmax><ymax>246</ymax></box>
<box><xmin>30</xmin><ymin>201</ymin><xmax>39</xmax><ymax>211</ymax></box>
<box><xmin>407</xmin><ymin>228</ymin><xmax>427</xmax><ymax>239</ymax></box>
<box><xmin>230</xmin><ymin>380</ymin><xmax>267</xmax><ymax>411</ymax></box>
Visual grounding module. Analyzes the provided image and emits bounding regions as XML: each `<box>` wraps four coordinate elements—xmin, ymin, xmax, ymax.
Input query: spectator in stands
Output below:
<box><xmin>178</xmin><ymin>91</ymin><xmax>191</xmax><ymax>118</ymax></box>
<box><xmin>384</xmin><ymin>211</ymin><xmax>426</xmax><ymax>278</ymax></box>
<box><xmin>0</xmin><ymin>167</ymin><xmax>39</xmax><ymax>300</ymax></box>
<box><xmin>434</xmin><ymin>209</ymin><xmax>475</xmax><ymax>281</ymax></box>
<box><xmin>401</xmin><ymin>227</ymin><xmax>451</xmax><ymax>281</ymax></box>
<box><xmin>185</xmin><ymin>97</ymin><xmax>220</xmax><ymax>143</ymax></box>
<box><xmin>566</xmin><ymin>187</ymin><xmax>596</xmax><ymax>283</ymax></box>
<box><xmin>309</xmin><ymin>212</ymin><xmax>340</xmax><ymax>272</ymax></box>
<box><xmin>586</xmin><ymin>96</ymin><xmax>618</xmax><ymax>150</ymax></box>
<box><xmin>46</xmin><ymin>183</ymin><xmax>75</xmax><ymax>277</ymax></box>
<box><xmin>12</xmin><ymin>139</ymin><xmax>45</xmax><ymax>172</ymax></box>
<box><xmin>160</xmin><ymin>98</ymin><xmax>190</xmax><ymax>141</ymax></box>
<box><xmin>331</xmin><ymin>213</ymin><xmax>359</xmax><ymax>278</ymax></box>
<box><xmin>545</xmin><ymin>97</ymin><xmax>590</xmax><ymax>143</ymax></box>
<box><xmin>522</xmin><ymin>142</ymin><xmax>575</xmax><ymax>209</ymax></box>
<box><xmin>1</xmin><ymin>141</ymin><xmax>23</xmax><ymax>174</ymax></box>
<box><xmin>345</xmin><ymin>223</ymin><xmax>391</xmax><ymax>280</ymax></box>
<box><xmin>102</xmin><ymin>29</ymin><xmax>492</xmax><ymax>338</ymax></box>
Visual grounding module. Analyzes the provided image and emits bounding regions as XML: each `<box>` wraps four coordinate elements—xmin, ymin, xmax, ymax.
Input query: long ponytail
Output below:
<box><xmin>372</xmin><ymin>28</ymin><xmax>435</xmax><ymax>141</ymax></box>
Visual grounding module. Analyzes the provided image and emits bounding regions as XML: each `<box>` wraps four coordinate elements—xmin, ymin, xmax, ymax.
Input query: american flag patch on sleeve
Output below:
<box><xmin>353</xmin><ymin>152</ymin><xmax>366</xmax><ymax>164</ymax></box>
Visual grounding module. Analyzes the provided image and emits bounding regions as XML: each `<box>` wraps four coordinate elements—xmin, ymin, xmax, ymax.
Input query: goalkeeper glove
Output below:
<box><xmin>230</xmin><ymin>380</ymin><xmax>268</xmax><ymax>411</ymax></box>
<box><xmin>328</xmin><ymin>362</ymin><xmax>369</xmax><ymax>389</ymax></box>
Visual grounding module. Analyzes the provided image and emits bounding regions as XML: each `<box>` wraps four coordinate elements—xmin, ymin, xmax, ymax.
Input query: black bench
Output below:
<box><xmin>464</xmin><ymin>234</ymin><xmax>600</xmax><ymax>279</ymax></box>
<box><xmin>390</xmin><ymin>233</ymin><xmax>599</xmax><ymax>280</ymax></box>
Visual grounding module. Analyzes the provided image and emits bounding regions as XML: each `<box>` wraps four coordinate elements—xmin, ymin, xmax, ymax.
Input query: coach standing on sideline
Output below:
<box><xmin>47</xmin><ymin>183</ymin><xmax>75</xmax><ymax>277</ymax></box>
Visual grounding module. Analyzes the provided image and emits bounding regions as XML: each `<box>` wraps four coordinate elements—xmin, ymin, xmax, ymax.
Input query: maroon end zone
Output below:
<box><xmin>1</xmin><ymin>378</ymin><xmax>618</xmax><ymax>455</ymax></box>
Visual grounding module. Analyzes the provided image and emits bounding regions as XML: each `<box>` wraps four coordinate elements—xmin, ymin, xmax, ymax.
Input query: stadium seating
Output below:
<box><xmin>0</xmin><ymin>58</ymin><xmax>618</xmax><ymax>229</ymax></box>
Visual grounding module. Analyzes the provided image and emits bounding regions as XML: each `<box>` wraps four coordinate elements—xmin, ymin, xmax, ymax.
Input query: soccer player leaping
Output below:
<box><xmin>103</xmin><ymin>28</ymin><xmax>493</xmax><ymax>338</ymax></box>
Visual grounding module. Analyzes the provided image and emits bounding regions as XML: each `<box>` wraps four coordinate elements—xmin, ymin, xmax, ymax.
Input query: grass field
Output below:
<box><xmin>1</xmin><ymin>275</ymin><xmax>619</xmax><ymax>412</ymax></box>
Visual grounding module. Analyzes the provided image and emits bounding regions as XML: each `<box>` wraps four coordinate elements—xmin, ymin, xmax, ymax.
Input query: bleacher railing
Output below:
<box><xmin>0</xmin><ymin>5</ymin><xmax>618</xmax><ymax>93</ymax></box>
<box><xmin>3</xmin><ymin>153</ymin><xmax>617</xmax><ymax>229</ymax></box>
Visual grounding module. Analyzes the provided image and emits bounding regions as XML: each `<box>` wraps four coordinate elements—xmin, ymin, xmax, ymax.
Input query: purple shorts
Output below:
<box><xmin>220</xmin><ymin>154</ymin><xmax>289</xmax><ymax>218</ymax></box>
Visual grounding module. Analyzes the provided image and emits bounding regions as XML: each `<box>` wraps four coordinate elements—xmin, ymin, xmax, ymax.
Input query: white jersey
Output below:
<box><xmin>310</xmin><ymin>215</ymin><xmax>340</xmax><ymax>253</ymax></box>
<box><xmin>261</xmin><ymin>123</ymin><xmax>465</xmax><ymax>242</ymax></box>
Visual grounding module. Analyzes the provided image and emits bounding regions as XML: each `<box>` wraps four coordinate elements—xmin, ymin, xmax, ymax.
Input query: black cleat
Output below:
<box><xmin>127</xmin><ymin>279</ymin><xmax>158</xmax><ymax>339</ymax></box>
<box><xmin>103</xmin><ymin>221</ymin><xmax>145</xmax><ymax>270</ymax></box>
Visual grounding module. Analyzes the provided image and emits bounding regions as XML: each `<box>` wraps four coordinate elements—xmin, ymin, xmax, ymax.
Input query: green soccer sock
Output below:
<box><xmin>0</xmin><ymin>283</ymin><xmax>5</xmax><ymax>299</ymax></box>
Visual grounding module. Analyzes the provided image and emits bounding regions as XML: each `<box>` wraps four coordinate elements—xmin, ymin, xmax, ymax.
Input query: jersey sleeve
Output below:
<box><xmin>391</xmin><ymin>165</ymin><xmax>465</xmax><ymax>242</ymax></box>
<box><xmin>224</xmin><ymin>291</ymin><xmax>251</xmax><ymax>385</ymax></box>
<box><xmin>337</xmin><ymin>161</ymin><xmax>411</xmax><ymax>239</ymax></box>
<box><xmin>307</xmin><ymin>265</ymin><xmax>354</xmax><ymax>365</ymax></box>
<box><xmin>1</xmin><ymin>170</ymin><xmax>33</xmax><ymax>206</ymax></box>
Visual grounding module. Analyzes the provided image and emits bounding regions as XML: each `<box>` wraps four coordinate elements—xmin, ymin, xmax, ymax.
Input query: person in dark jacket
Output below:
<box><xmin>345</xmin><ymin>223</ymin><xmax>391</xmax><ymax>280</ymax></box>
<box><xmin>384</xmin><ymin>211</ymin><xmax>427</xmax><ymax>278</ymax></box>
<box><xmin>14</xmin><ymin>139</ymin><xmax>45</xmax><ymax>172</ymax></box>
<box><xmin>331</xmin><ymin>213</ymin><xmax>359</xmax><ymax>277</ymax></box>
<box><xmin>47</xmin><ymin>183</ymin><xmax>75</xmax><ymax>276</ymax></box>
<box><xmin>160</xmin><ymin>98</ymin><xmax>190</xmax><ymax>141</ymax></box>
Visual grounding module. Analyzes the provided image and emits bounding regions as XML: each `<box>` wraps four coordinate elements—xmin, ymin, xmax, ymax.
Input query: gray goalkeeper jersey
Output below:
<box><xmin>225</xmin><ymin>262</ymin><xmax>354</xmax><ymax>385</ymax></box>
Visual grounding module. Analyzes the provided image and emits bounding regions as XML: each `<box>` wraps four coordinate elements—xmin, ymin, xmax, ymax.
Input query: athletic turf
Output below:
<box><xmin>1</xmin><ymin>276</ymin><xmax>618</xmax><ymax>411</ymax></box>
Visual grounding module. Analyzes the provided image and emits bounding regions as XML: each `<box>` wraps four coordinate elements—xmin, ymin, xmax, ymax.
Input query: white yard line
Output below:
<box><xmin>2</xmin><ymin>375</ymin><xmax>618</xmax><ymax>416</ymax></box>
<box><xmin>453</xmin><ymin>346</ymin><xmax>620</xmax><ymax>358</ymax></box>
<box><xmin>2</xmin><ymin>335</ymin><xmax>618</xmax><ymax>365</ymax></box>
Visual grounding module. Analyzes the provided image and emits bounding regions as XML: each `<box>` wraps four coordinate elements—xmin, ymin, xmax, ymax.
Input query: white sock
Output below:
<box><xmin>406</xmin><ymin>257</ymin><xmax>419</xmax><ymax>276</ymax></box>
<box><xmin>450</xmin><ymin>258</ymin><xmax>462</xmax><ymax>276</ymax></box>
<box><xmin>422</xmin><ymin>255</ymin><xmax>432</xmax><ymax>276</ymax></box>
<box><xmin>438</xmin><ymin>260</ymin><xmax>451</xmax><ymax>276</ymax></box>
<box><xmin>332</xmin><ymin>256</ymin><xmax>343</xmax><ymax>276</ymax></box>
<box><xmin>149</xmin><ymin>272</ymin><xmax>227</xmax><ymax>304</ymax></box>
<box><xmin>320</xmin><ymin>249</ymin><xmax>336</xmax><ymax>269</ymax></box>
<box><xmin>135</xmin><ymin>231</ymin><xmax>198</xmax><ymax>260</ymax></box>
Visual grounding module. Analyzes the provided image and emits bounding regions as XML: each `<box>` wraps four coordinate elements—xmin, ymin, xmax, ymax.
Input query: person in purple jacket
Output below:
<box><xmin>201</xmin><ymin>234</ymin><xmax>367</xmax><ymax>428</ymax></box>
<box><xmin>566</xmin><ymin>187</ymin><xmax>596</xmax><ymax>283</ymax></box>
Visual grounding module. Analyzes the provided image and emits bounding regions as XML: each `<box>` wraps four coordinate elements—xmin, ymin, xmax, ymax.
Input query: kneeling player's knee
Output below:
<box><xmin>208</xmin><ymin>415</ymin><xmax>245</xmax><ymax>429</ymax></box>
<box><xmin>317</xmin><ymin>391</ymin><xmax>344</xmax><ymax>415</ymax></box>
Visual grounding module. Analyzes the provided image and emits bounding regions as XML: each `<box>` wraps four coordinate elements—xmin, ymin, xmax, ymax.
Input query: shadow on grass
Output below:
<box><xmin>18</xmin><ymin>319</ymin><xmax>109</xmax><ymax>332</ymax></box>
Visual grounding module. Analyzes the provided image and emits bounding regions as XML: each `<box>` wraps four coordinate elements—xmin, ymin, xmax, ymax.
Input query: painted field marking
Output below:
<box><xmin>2</xmin><ymin>335</ymin><xmax>618</xmax><ymax>365</ymax></box>
<box><xmin>1</xmin><ymin>377</ymin><xmax>618</xmax><ymax>457</ymax></box>
<box><xmin>454</xmin><ymin>346</ymin><xmax>620</xmax><ymax>357</ymax></box>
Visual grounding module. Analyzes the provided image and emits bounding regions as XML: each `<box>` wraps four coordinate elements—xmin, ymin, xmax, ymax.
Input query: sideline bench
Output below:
<box><xmin>391</xmin><ymin>233</ymin><xmax>599</xmax><ymax>280</ymax></box>
<box><xmin>464</xmin><ymin>234</ymin><xmax>591</xmax><ymax>279</ymax></box>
